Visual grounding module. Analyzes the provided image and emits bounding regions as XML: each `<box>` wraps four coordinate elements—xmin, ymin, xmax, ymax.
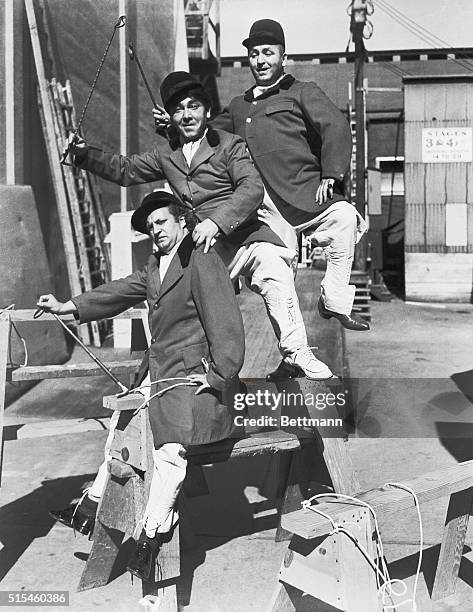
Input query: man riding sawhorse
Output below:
<box><xmin>38</xmin><ymin>191</ymin><xmax>245</xmax><ymax>581</ymax></box>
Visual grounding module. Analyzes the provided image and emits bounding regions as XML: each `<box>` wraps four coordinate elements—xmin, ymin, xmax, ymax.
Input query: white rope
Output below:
<box><xmin>302</xmin><ymin>485</ymin><xmax>423</xmax><ymax>612</ymax></box>
<box><xmin>133</xmin><ymin>379</ymin><xmax>199</xmax><ymax>414</ymax></box>
<box><xmin>2</xmin><ymin>304</ymin><xmax>28</xmax><ymax>367</ymax></box>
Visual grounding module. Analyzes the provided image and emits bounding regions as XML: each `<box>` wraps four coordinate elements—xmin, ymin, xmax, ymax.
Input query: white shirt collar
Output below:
<box><xmin>158</xmin><ymin>236</ymin><xmax>185</xmax><ymax>282</ymax></box>
<box><xmin>253</xmin><ymin>73</ymin><xmax>286</xmax><ymax>99</ymax></box>
<box><xmin>182</xmin><ymin>128</ymin><xmax>208</xmax><ymax>166</ymax></box>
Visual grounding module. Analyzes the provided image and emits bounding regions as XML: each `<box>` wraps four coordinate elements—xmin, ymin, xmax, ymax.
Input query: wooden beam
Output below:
<box><xmin>24</xmin><ymin>0</ymin><xmax>81</xmax><ymax>299</ymax></box>
<box><xmin>282</xmin><ymin>460</ymin><xmax>473</xmax><ymax>539</ymax></box>
<box><xmin>119</xmin><ymin>0</ymin><xmax>128</xmax><ymax>213</ymax></box>
<box><xmin>0</xmin><ymin>311</ymin><xmax>11</xmax><ymax>484</ymax></box>
<box><xmin>188</xmin><ymin>430</ymin><xmax>301</xmax><ymax>465</ymax></box>
<box><xmin>8</xmin><ymin>360</ymin><xmax>140</xmax><ymax>382</ymax></box>
<box><xmin>432</xmin><ymin>487</ymin><xmax>473</xmax><ymax>601</ymax></box>
<box><xmin>4</xmin><ymin>0</ymin><xmax>15</xmax><ymax>184</ymax></box>
<box><xmin>4</xmin><ymin>417</ymin><xmax>111</xmax><ymax>440</ymax></box>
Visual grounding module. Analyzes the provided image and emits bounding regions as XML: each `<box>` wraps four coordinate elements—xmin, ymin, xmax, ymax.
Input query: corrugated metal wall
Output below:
<box><xmin>404</xmin><ymin>79</ymin><xmax>473</xmax><ymax>253</ymax></box>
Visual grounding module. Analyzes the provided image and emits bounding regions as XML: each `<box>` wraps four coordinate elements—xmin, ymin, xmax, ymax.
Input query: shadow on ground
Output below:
<box><xmin>0</xmin><ymin>473</ymin><xmax>96</xmax><ymax>581</ymax></box>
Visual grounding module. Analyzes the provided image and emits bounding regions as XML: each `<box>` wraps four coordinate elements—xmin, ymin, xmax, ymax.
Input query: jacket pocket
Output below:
<box><xmin>264</xmin><ymin>100</ymin><xmax>294</xmax><ymax>115</ymax></box>
<box><xmin>181</xmin><ymin>341</ymin><xmax>209</xmax><ymax>374</ymax></box>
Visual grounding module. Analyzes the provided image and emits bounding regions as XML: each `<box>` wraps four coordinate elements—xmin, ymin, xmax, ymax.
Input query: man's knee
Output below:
<box><xmin>328</xmin><ymin>203</ymin><xmax>358</xmax><ymax>232</ymax></box>
<box><xmin>249</xmin><ymin>242</ymin><xmax>295</xmax><ymax>269</ymax></box>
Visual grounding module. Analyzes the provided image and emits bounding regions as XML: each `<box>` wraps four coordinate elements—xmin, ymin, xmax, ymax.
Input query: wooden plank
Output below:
<box><xmin>9</xmin><ymin>360</ymin><xmax>140</xmax><ymax>381</ymax></box>
<box><xmin>188</xmin><ymin>431</ymin><xmax>301</xmax><ymax>465</ymax></box>
<box><xmin>275</xmin><ymin>450</ymin><xmax>311</xmax><ymax>542</ymax></box>
<box><xmin>405</xmin><ymin>253</ymin><xmax>473</xmax><ymax>301</ymax></box>
<box><xmin>431</xmin><ymin>487</ymin><xmax>473</xmax><ymax>601</ymax></box>
<box><xmin>3</xmin><ymin>308</ymin><xmax>146</xmax><ymax>321</ymax></box>
<box><xmin>109</xmin><ymin>411</ymin><xmax>146</xmax><ymax>472</ymax></box>
<box><xmin>0</xmin><ymin>312</ymin><xmax>11</xmax><ymax>486</ymax></box>
<box><xmin>25</xmin><ymin>0</ymin><xmax>82</xmax><ymax>300</ymax></box>
<box><xmin>4</xmin><ymin>417</ymin><xmax>111</xmax><ymax>440</ymax></box>
<box><xmin>321</xmin><ymin>437</ymin><xmax>360</xmax><ymax>496</ymax></box>
<box><xmin>78</xmin><ymin>472</ymin><xmax>127</xmax><ymax>591</ymax></box>
<box><xmin>103</xmin><ymin>392</ymin><xmax>145</xmax><ymax>411</ymax></box>
<box><xmin>282</xmin><ymin>459</ymin><xmax>473</xmax><ymax>539</ymax></box>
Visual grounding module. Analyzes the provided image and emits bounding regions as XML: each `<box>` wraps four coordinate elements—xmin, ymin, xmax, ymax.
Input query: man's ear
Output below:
<box><xmin>206</xmin><ymin>109</ymin><xmax>211</xmax><ymax>119</ymax></box>
<box><xmin>282</xmin><ymin>52</ymin><xmax>287</xmax><ymax>68</ymax></box>
<box><xmin>179</xmin><ymin>215</ymin><xmax>187</xmax><ymax>229</ymax></box>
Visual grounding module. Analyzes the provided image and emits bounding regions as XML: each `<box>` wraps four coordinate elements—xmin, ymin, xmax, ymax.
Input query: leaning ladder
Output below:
<box><xmin>25</xmin><ymin>0</ymin><xmax>110</xmax><ymax>346</ymax></box>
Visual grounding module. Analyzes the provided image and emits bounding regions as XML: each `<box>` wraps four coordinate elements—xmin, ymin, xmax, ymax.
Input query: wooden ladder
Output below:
<box><xmin>25</xmin><ymin>0</ymin><xmax>110</xmax><ymax>346</ymax></box>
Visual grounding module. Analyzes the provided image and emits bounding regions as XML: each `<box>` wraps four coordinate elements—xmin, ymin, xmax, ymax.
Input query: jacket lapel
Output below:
<box><xmin>169</xmin><ymin>147</ymin><xmax>189</xmax><ymax>175</ymax></box>
<box><xmin>149</xmin><ymin>252</ymin><xmax>161</xmax><ymax>297</ymax></box>
<box><xmin>189</xmin><ymin>136</ymin><xmax>215</xmax><ymax>173</ymax></box>
<box><xmin>155</xmin><ymin>235</ymin><xmax>193</xmax><ymax>304</ymax></box>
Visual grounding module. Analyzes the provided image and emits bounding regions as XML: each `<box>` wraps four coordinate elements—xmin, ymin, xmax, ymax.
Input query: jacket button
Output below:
<box><xmin>151</xmin><ymin>338</ymin><xmax>156</xmax><ymax>344</ymax></box>
<box><xmin>252</xmin><ymin>101</ymin><xmax>257</xmax><ymax>105</ymax></box>
<box><xmin>153</xmin><ymin>303</ymin><xmax>158</xmax><ymax>310</ymax></box>
<box><xmin>246</xmin><ymin>117</ymin><xmax>252</xmax><ymax>123</ymax></box>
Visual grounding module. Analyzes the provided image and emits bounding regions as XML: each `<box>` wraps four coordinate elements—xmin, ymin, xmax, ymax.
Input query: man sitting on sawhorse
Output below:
<box><xmin>37</xmin><ymin>191</ymin><xmax>245</xmax><ymax>581</ymax></box>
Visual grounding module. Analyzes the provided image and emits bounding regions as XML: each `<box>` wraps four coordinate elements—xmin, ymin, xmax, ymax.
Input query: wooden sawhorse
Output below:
<box><xmin>269</xmin><ymin>460</ymin><xmax>473</xmax><ymax>611</ymax></box>
<box><xmin>77</xmin><ymin>384</ymin><xmax>360</xmax><ymax>610</ymax></box>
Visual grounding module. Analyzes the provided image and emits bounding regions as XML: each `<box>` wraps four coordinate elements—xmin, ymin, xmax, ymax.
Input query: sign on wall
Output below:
<box><xmin>422</xmin><ymin>127</ymin><xmax>473</xmax><ymax>163</ymax></box>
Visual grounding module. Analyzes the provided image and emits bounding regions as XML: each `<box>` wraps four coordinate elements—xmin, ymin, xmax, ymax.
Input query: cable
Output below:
<box><xmin>383</xmin><ymin>483</ymin><xmax>423</xmax><ymax>611</ymax></box>
<box><xmin>302</xmin><ymin>485</ymin><xmax>423</xmax><ymax>612</ymax></box>
<box><xmin>377</xmin><ymin>0</ymin><xmax>473</xmax><ymax>69</ymax></box>
<box><xmin>375</xmin><ymin>0</ymin><xmax>473</xmax><ymax>74</ymax></box>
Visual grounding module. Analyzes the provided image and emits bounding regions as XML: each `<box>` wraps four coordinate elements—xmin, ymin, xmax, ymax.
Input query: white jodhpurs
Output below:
<box><xmin>215</xmin><ymin>240</ymin><xmax>308</xmax><ymax>359</ymax></box>
<box><xmin>142</xmin><ymin>443</ymin><xmax>187</xmax><ymax>537</ymax></box>
<box><xmin>261</xmin><ymin>199</ymin><xmax>367</xmax><ymax>317</ymax></box>
<box><xmin>299</xmin><ymin>202</ymin><xmax>366</xmax><ymax>316</ymax></box>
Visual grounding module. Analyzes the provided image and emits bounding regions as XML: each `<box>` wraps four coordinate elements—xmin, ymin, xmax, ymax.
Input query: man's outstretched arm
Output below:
<box><xmin>38</xmin><ymin>267</ymin><xmax>149</xmax><ymax>324</ymax></box>
<box><xmin>69</xmin><ymin>135</ymin><xmax>165</xmax><ymax>187</ymax></box>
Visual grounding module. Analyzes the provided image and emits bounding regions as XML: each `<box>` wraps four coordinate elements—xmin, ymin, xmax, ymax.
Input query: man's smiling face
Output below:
<box><xmin>170</xmin><ymin>95</ymin><xmax>207</xmax><ymax>143</ymax></box>
<box><xmin>248</xmin><ymin>43</ymin><xmax>286</xmax><ymax>87</ymax></box>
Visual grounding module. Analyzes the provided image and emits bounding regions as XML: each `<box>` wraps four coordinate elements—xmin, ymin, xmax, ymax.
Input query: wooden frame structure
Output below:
<box><xmin>269</xmin><ymin>461</ymin><xmax>473</xmax><ymax>611</ymax></box>
<box><xmin>0</xmin><ymin>308</ymin><xmax>146</xmax><ymax>481</ymax></box>
<box><xmin>1</xmin><ymin>306</ymin><xmax>359</xmax><ymax>612</ymax></box>
<box><xmin>78</xmin><ymin>385</ymin><xmax>359</xmax><ymax>610</ymax></box>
